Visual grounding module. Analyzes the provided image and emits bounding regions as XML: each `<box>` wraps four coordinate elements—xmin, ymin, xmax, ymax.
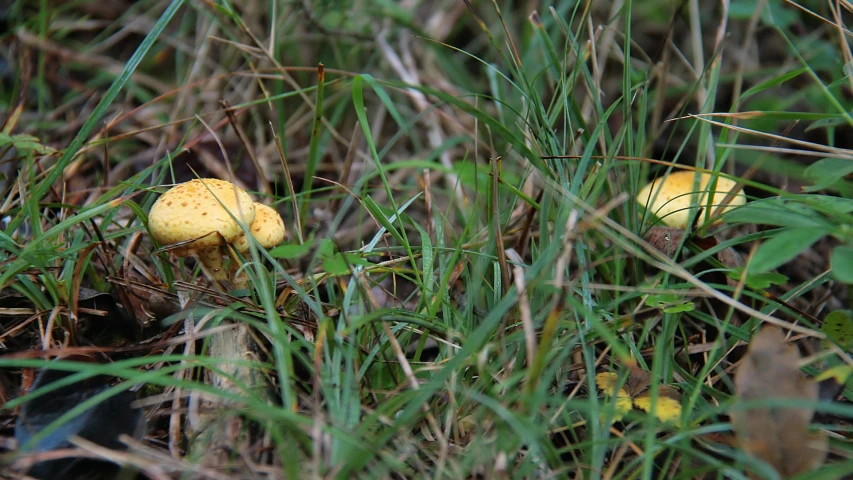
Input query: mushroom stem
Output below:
<box><xmin>197</xmin><ymin>246</ymin><xmax>228</xmax><ymax>281</ymax></box>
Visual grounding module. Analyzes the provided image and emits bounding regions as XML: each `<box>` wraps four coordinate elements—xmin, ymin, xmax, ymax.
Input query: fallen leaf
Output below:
<box><xmin>731</xmin><ymin>326</ymin><xmax>827</xmax><ymax>477</ymax></box>
<box><xmin>595</xmin><ymin>364</ymin><xmax>682</xmax><ymax>426</ymax></box>
<box><xmin>594</xmin><ymin>372</ymin><xmax>634</xmax><ymax>421</ymax></box>
<box><xmin>632</xmin><ymin>385</ymin><xmax>683</xmax><ymax>424</ymax></box>
<box><xmin>644</xmin><ymin>226</ymin><xmax>685</xmax><ymax>258</ymax></box>
<box><xmin>716</xmin><ymin>246</ymin><xmax>744</xmax><ymax>289</ymax></box>
<box><xmin>716</xmin><ymin>246</ymin><xmax>743</xmax><ymax>270</ymax></box>
<box><xmin>14</xmin><ymin>365</ymin><xmax>145</xmax><ymax>479</ymax></box>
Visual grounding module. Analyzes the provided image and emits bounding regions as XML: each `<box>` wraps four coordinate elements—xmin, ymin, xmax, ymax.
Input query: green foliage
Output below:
<box><xmin>0</xmin><ymin>132</ymin><xmax>56</xmax><ymax>155</ymax></box>
<box><xmin>727</xmin><ymin>270</ymin><xmax>789</xmax><ymax>289</ymax></box>
<box><xmin>804</xmin><ymin>158</ymin><xmax>853</xmax><ymax>193</ymax></box>
<box><xmin>750</xmin><ymin>228</ymin><xmax>828</xmax><ymax>273</ymax></box>
<box><xmin>726</xmin><ymin>196</ymin><xmax>853</xmax><ymax>282</ymax></box>
<box><xmin>645</xmin><ymin>293</ymin><xmax>696</xmax><ymax>313</ymax></box>
<box><xmin>830</xmin><ymin>245</ymin><xmax>853</xmax><ymax>283</ymax></box>
<box><xmin>730</xmin><ymin>0</ymin><xmax>797</xmax><ymax>27</ymax></box>
<box><xmin>317</xmin><ymin>238</ymin><xmax>371</xmax><ymax>275</ymax></box>
<box><xmin>821</xmin><ymin>310</ymin><xmax>853</xmax><ymax>350</ymax></box>
<box><xmin>269</xmin><ymin>242</ymin><xmax>313</xmax><ymax>259</ymax></box>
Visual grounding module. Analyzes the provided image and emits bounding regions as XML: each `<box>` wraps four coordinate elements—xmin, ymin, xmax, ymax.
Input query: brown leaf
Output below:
<box><xmin>644</xmin><ymin>226</ymin><xmax>685</xmax><ymax>258</ymax></box>
<box><xmin>717</xmin><ymin>246</ymin><xmax>744</xmax><ymax>289</ymax></box>
<box><xmin>716</xmin><ymin>246</ymin><xmax>743</xmax><ymax>270</ymax></box>
<box><xmin>732</xmin><ymin>327</ymin><xmax>827</xmax><ymax>477</ymax></box>
<box><xmin>693</xmin><ymin>234</ymin><xmax>719</xmax><ymax>251</ymax></box>
<box><xmin>623</xmin><ymin>363</ymin><xmax>652</xmax><ymax>397</ymax></box>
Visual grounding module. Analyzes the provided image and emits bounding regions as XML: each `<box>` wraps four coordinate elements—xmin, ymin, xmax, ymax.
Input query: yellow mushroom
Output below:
<box><xmin>148</xmin><ymin>178</ymin><xmax>256</xmax><ymax>281</ymax></box>
<box><xmin>636</xmin><ymin>171</ymin><xmax>746</xmax><ymax>229</ymax></box>
<box><xmin>229</xmin><ymin>203</ymin><xmax>286</xmax><ymax>287</ymax></box>
<box><xmin>233</xmin><ymin>203</ymin><xmax>286</xmax><ymax>254</ymax></box>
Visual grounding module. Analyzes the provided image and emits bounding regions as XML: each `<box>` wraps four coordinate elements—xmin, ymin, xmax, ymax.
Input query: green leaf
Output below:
<box><xmin>0</xmin><ymin>132</ymin><xmax>57</xmax><ymax>155</ymax></box>
<box><xmin>321</xmin><ymin>254</ymin><xmax>349</xmax><ymax>275</ymax></box>
<box><xmin>803</xmin><ymin>158</ymin><xmax>853</xmax><ymax>192</ymax></box>
<box><xmin>806</xmin><ymin>195</ymin><xmax>853</xmax><ymax>215</ymax></box>
<box><xmin>815</xmin><ymin>365</ymin><xmax>853</xmax><ymax>384</ymax></box>
<box><xmin>359</xmin><ymin>74</ymin><xmax>406</xmax><ymax>131</ymax></box>
<box><xmin>762</xmin><ymin>0</ymin><xmax>798</xmax><ymax>28</ymax></box>
<box><xmin>453</xmin><ymin>159</ymin><xmax>491</xmax><ymax>192</ymax></box>
<box><xmin>317</xmin><ymin>238</ymin><xmax>335</xmax><ymax>258</ymax></box>
<box><xmin>361</xmin><ymin>195</ymin><xmax>408</xmax><ymax>247</ymax></box>
<box><xmin>645</xmin><ymin>294</ymin><xmax>694</xmax><ymax>313</ymax></box>
<box><xmin>729</xmin><ymin>0</ymin><xmax>758</xmax><ymax>19</ymax></box>
<box><xmin>723</xmin><ymin>198</ymin><xmax>832</xmax><ymax>229</ymax></box>
<box><xmin>729</xmin><ymin>1</ymin><xmax>797</xmax><ymax>28</ymax></box>
<box><xmin>727</xmin><ymin>270</ymin><xmax>789</xmax><ymax>289</ymax></box>
<box><xmin>830</xmin><ymin>245</ymin><xmax>853</xmax><ymax>283</ymax></box>
<box><xmin>739</xmin><ymin>67</ymin><xmax>807</xmax><ymax>102</ymax></box>
<box><xmin>749</xmin><ymin>228</ymin><xmax>828</xmax><ymax>273</ymax></box>
<box><xmin>321</xmin><ymin>252</ymin><xmax>370</xmax><ymax>276</ymax></box>
<box><xmin>313</xmin><ymin>238</ymin><xmax>371</xmax><ymax>275</ymax></box>
<box><xmin>412</xmin><ymin>223</ymin><xmax>434</xmax><ymax>305</ymax></box>
<box><xmin>269</xmin><ymin>243</ymin><xmax>313</xmax><ymax>259</ymax></box>
<box><xmin>820</xmin><ymin>310</ymin><xmax>853</xmax><ymax>349</ymax></box>
<box><xmin>645</xmin><ymin>293</ymin><xmax>681</xmax><ymax>308</ymax></box>
<box><xmin>806</xmin><ymin>114</ymin><xmax>853</xmax><ymax>131</ymax></box>
<box><xmin>663</xmin><ymin>302</ymin><xmax>695</xmax><ymax>314</ymax></box>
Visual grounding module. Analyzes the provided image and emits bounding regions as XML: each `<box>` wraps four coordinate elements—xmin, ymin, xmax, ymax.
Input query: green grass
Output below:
<box><xmin>2</xmin><ymin>0</ymin><xmax>853</xmax><ymax>478</ymax></box>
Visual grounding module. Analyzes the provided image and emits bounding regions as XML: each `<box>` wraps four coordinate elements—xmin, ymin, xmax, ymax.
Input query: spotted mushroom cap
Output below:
<box><xmin>233</xmin><ymin>202</ymin><xmax>286</xmax><ymax>252</ymax></box>
<box><xmin>636</xmin><ymin>171</ymin><xmax>746</xmax><ymax>228</ymax></box>
<box><xmin>148</xmin><ymin>178</ymin><xmax>256</xmax><ymax>255</ymax></box>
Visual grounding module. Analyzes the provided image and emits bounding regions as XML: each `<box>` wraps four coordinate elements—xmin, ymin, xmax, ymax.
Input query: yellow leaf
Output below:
<box><xmin>611</xmin><ymin>395</ymin><xmax>634</xmax><ymax>421</ymax></box>
<box><xmin>595</xmin><ymin>372</ymin><xmax>636</xmax><ymax>422</ymax></box>
<box><xmin>596</xmin><ymin>370</ymin><xmax>681</xmax><ymax>426</ymax></box>
<box><xmin>594</xmin><ymin>372</ymin><xmax>621</xmax><ymax>397</ymax></box>
<box><xmin>633</xmin><ymin>386</ymin><xmax>682</xmax><ymax>425</ymax></box>
<box><xmin>595</xmin><ymin>372</ymin><xmax>631</xmax><ymax>420</ymax></box>
<box><xmin>815</xmin><ymin>364</ymin><xmax>853</xmax><ymax>385</ymax></box>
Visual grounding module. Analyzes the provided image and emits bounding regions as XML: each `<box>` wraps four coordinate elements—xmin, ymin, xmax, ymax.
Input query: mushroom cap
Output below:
<box><xmin>233</xmin><ymin>203</ymin><xmax>286</xmax><ymax>252</ymax></box>
<box><xmin>148</xmin><ymin>178</ymin><xmax>256</xmax><ymax>255</ymax></box>
<box><xmin>636</xmin><ymin>171</ymin><xmax>746</xmax><ymax>228</ymax></box>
